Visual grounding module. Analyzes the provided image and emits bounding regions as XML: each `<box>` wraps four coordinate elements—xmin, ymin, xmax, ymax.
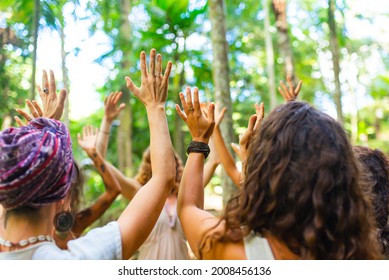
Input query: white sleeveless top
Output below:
<box><xmin>243</xmin><ymin>232</ymin><xmax>275</xmax><ymax>260</ymax></box>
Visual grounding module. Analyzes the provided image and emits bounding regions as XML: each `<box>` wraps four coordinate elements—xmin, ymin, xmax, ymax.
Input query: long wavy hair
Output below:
<box><xmin>201</xmin><ymin>102</ymin><xmax>381</xmax><ymax>259</ymax></box>
<box><xmin>135</xmin><ymin>147</ymin><xmax>183</xmax><ymax>194</ymax></box>
<box><xmin>353</xmin><ymin>146</ymin><xmax>389</xmax><ymax>256</ymax></box>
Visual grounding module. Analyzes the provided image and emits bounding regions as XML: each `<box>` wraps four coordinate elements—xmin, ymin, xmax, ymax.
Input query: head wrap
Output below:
<box><xmin>0</xmin><ymin>118</ymin><xmax>74</xmax><ymax>210</ymax></box>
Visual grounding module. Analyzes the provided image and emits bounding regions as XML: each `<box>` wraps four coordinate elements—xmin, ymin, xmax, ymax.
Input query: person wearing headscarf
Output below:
<box><xmin>0</xmin><ymin>49</ymin><xmax>176</xmax><ymax>260</ymax></box>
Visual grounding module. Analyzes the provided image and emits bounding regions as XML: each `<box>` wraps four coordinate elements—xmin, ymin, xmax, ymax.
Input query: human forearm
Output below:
<box><xmin>106</xmin><ymin>162</ymin><xmax>141</xmax><ymax>200</ymax></box>
<box><xmin>146</xmin><ymin>105</ymin><xmax>175</xmax><ymax>183</ymax></box>
<box><xmin>213</xmin><ymin>126</ymin><xmax>241</xmax><ymax>186</ymax></box>
<box><xmin>178</xmin><ymin>153</ymin><xmax>205</xmax><ymax>214</ymax></box>
<box><xmin>72</xmin><ymin>191</ymin><xmax>118</xmax><ymax>237</ymax></box>
<box><xmin>96</xmin><ymin>117</ymin><xmax>112</xmax><ymax>158</ymax></box>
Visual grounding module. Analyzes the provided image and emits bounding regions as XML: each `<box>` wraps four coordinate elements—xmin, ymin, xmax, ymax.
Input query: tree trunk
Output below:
<box><xmin>31</xmin><ymin>0</ymin><xmax>40</xmax><ymax>100</ymax></box>
<box><xmin>264</xmin><ymin>0</ymin><xmax>277</xmax><ymax>109</ymax></box>
<box><xmin>60</xmin><ymin>24</ymin><xmax>70</xmax><ymax>127</ymax></box>
<box><xmin>272</xmin><ymin>0</ymin><xmax>296</xmax><ymax>84</ymax></box>
<box><xmin>328</xmin><ymin>0</ymin><xmax>344</xmax><ymax>125</ymax></box>
<box><xmin>209</xmin><ymin>0</ymin><xmax>235</xmax><ymax>205</ymax></box>
<box><xmin>117</xmin><ymin>0</ymin><xmax>133</xmax><ymax>176</ymax></box>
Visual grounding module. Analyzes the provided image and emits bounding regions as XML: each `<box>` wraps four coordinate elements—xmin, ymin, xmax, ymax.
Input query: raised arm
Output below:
<box><xmin>117</xmin><ymin>49</ymin><xmax>175</xmax><ymax>259</ymax></box>
<box><xmin>75</xmin><ymin>125</ymin><xmax>121</xmax><ymax>237</ymax></box>
<box><xmin>175</xmin><ymin>87</ymin><xmax>219</xmax><ymax>258</ymax></box>
<box><xmin>202</xmin><ymin>136</ymin><xmax>220</xmax><ymax>187</ymax></box>
<box><xmin>105</xmin><ymin>162</ymin><xmax>142</xmax><ymax>201</ymax></box>
<box><xmin>210</xmin><ymin>104</ymin><xmax>242</xmax><ymax>186</ymax></box>
<box><xmin>96</xmin><ymin>91</ymin><xmax>125</xmax><ymax>158</ymax></box>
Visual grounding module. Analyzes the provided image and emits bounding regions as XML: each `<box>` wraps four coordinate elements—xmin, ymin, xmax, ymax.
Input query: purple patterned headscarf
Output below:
<box><xmin>0</xmin><ymin>118</ymin><xmax>74</xmax><ymax>210</ymax></box>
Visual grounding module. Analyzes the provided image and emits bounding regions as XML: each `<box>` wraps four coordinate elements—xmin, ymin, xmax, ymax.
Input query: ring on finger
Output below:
<box><xmin>188</xmin><ymin>107</ymin><xmax>194</xmax><ymax>111</ymax></box>
<box><xmin>43</xmin><ymin>88</ymin><xmax>49</xmax><ymax>93</ymax></box>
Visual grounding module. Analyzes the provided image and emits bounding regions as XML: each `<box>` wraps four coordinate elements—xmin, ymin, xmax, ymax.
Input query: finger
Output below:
<box><xmin>32</xmin><ymin>100</ymin><xmax>43</xmax><ymax>116</ymax></box>
<box><xmin>280</xmin><ymin>81</ymin><xmax>289</xmax><ymax>97</ymax></box>
<box><xmin>295</xmin><ymin>80</ymin><xmax>303</xmax><ymax>95</ymax></box>
<box><xmin>156</xmin><ymin>54</ymin><xmax>162</xmax><ymax>76</ymax></box>
<box><xmin>14</xmin><ymin>116</ymin><xmax>25</xmax><ymax>127</ymax></box>
<box><xmin>77</xmin><ymin>133</ymin><xmax>82</xmax><ymax>145</ymax></box>
<box><xmin>36</xmin><ymin>85</ymin><xmax>44</xmax><ymax>101</ymax></box>
<box><xmin>26</xmin><ymin>100</ymin><xmax>39</xmax><ymax>118</ymax></box>
<box><xmin>200</xmin><ymin>103</ymin><xmax>208</xmax><ymax>117</ymax></box>
<box><xmin>162</xmin><ymin>61</ymin><xmax>172</xmax><ymax>86</ymax></box>
<box><xmin>42</xmin><ymin>70</ymin><xmax>49</xmax><ymax>92</ymax></box>
<box><xmin>219</xmin><ymin>107</ymin><xmax>227</xmax><ymax>120</ymax></box>
<box><xmin>255</xmin><ymin>102</ymin><xmax>264</xmax><ymax>119</ymax></box>
<box><xmin>49</xmin><ymin>70</ymin><xmax>56</xmax><ymax>96</ymax></box>
<box><xmin>231</xmin><ymin>143</ymin><xmax>241</xmax><ymax>157</ymax></box>
<box><xmin>179</xmin><ymin>92</ymin><xmax>187</xmax><ymax>110</ymax></box>
<box><xmin>117</xmin><ymin>103</ymin><xmax>126</xmax><ymax>112</ymax></box>
<box><xmin>149</xmin><ymin>49</ymin><xmax>156</xmax><ymax>76</ymax></box>
<box><xmin>113</xmin><ymin>91</ymin><xmax>123</xmax><ymax>105</ymax></box>
<box><xmin>54</xmin><ymin>89</ymin><xmax>67</xmax><ymax>120</ymax></box>
<box><xmin>107</xmin><ymin>92</ymin><xmax>114</xmax><ymax>104</ymax></box>
<box><xmin>125</xmin><ymin>76</ymin><xmax>140</xmax><ymax>96</ymax></box>
<box><xmin>140</xmin><ymin>51</ymin><xmax>148</xmax><ymax>79</ymax></box>
<box><xmin>247</xmin><ymin>114</ymin><xmax>257</xmax><ymax>133</ymax></box>
<box><xmin>207</xmin><ymin>102</ymin><xmax>215</xmax><ymax>124</ymax></box>
<box><xmin>175</xmin><ymin>104</ymin><xmax>187</xmax><ymax>122</ymax></box>
<box><xmin>193</xmin><ymin>88</ymin><xmax>200</xmax><ymax>113</ymax></box>
<box><xmin>287</xmin><ymin>76</ymin><xmax>294</xmax><ymax>94</ymax></box>
<box><xmin>186</xmin><ymin>87</ymin><xmax>193</xmax><ymax>109</ymax></box>
<box><xmin>104</xmin><ymin>95</ymin><xmax>108</xmax><ymax>106</ymax></box>
<box><xmin>16</xmin><ymin>109</ymin><xmax>33</xmax><ymax>122</ymax></box>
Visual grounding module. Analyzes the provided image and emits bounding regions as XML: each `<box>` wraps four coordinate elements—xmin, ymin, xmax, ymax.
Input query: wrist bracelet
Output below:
<box><xmin>186</xmin><ymin>141</ymin><xmax>210</xmax><ymax>159</ymax></box>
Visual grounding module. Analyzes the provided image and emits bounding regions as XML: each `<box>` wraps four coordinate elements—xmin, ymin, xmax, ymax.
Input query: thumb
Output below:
<box><xmin>231</xmin><ymin>143</ymin><xmax>241</xmax><ymax>158</ymax></box>
<box><xmin>125</xmin><ymin>76</ymin><xmax>140</xmax><ymax>95</ymax></box>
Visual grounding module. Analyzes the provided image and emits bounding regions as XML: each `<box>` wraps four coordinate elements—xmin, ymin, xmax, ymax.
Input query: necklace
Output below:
<box><xmin>0</xmin><ymin>235</ymin><xmax>54</xmax><ymax>248</ymax></box>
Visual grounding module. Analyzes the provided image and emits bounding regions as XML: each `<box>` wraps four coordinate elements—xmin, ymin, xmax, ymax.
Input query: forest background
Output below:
<box><xmin>1</xmin><ymin>0</ymin><xmax>388</xmax><ymax>228</ymax></box>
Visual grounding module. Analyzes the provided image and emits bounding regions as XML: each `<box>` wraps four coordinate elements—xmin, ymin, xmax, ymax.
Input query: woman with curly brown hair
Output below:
<box><xmin>96</xmin><ymin>93</ymin><xmax>220</xmax><ymax>259</ymax></box>
<box><xmin>353</xmin><ymin>146</ymin><xmax>389</xmax><ymax>258</ymax></box>
<box><xmin>176</xmin><ymin>90</ymin><xmax>381</xmax><ymax>260</ymax></box>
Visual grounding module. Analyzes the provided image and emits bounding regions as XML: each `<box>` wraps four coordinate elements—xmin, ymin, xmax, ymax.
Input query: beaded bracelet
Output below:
<box><xmin>186</xmin><ymin>141</ymin><xmax>210</xmax><ymax>159</ymax></box>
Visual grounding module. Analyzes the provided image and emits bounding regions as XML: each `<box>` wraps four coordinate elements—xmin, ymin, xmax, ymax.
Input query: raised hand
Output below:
<box><xmin>14</xmin><ymin>100</ymin><xmax>43</xmax><ymax>126</ymax></box>
<box><xmin>36</xmin><ymin>70</ymin><xmax>67</xmax><ymax>119</ymax></box>
<box><xmin>278</xmin><ymin>76</ymin><xmax>303</xmax><ymax>102</ymax></box>
<box><xmin>231</xmin><ymin>102</ymin><xmax>264</xmax><ymax>162</ymax></box>
<box><xmin>78</xmin><ymin>125</ymin><xmax>98</xmax><ymax>156</ymax></box>
<box><xmin>125</xmin><ymin>49</ymin><xmax>172</xmax><ymax>107</ymax></box>
<box><xmin>176</xmin><ymin>87</ymin><xmax>215</xmax><ymax>144</ymax></box>
<box><xmin>104</xmin><ymin>91</ymin><xmax>126</xmax><ymax>123</ymax></box>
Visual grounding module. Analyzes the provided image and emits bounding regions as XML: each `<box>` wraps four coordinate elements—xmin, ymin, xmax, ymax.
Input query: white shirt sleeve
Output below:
<box><xmin>33</xmin><ymin>221</ymin><xmax>122</xmax><ymax>260</ymax></box>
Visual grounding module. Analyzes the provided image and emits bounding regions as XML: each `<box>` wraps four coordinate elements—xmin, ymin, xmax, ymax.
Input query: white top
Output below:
<box><xmin>243</xmin><ymin>232</ymin><xmax>275</xmax><ymax>260</ymax></box>
<box><xmin>0</xmin><ymin>221</ymin><xmax>122</xmax><ymax>260</ymax></box>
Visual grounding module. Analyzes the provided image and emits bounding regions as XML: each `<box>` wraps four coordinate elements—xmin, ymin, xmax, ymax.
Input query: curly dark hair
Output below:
<box><xmin>353</xmin><ymin>146</ymin><xmax>389</xmax><ymax>256</ymax></box>
<box><xmin>135</xmin><ymin>147</ymin><xmax>183</xmax><ymax>194</ymax></box>
<box><xmin>202</xmin><ymin>101</ymin><xmax>381</xmax><ymax>259</ymax></box>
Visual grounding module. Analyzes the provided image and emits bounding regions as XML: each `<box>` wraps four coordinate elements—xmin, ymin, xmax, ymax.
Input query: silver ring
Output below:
<box><xmin>43</xmin><ymin>88</ymin><xmax>49</xmax><ymax>93</ymax></box>
<box><xmin>188</xmin><ymin>107</ymin><xmax>194</xmax><ymax>111</ymax></box>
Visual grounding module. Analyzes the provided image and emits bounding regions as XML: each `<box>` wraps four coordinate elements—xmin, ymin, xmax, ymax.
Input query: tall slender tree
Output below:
<box><xmin>328</xmin><ymin>0</ymin><xmax>344</xmax><ymax>125</ymax></box>
<box><xmin>209</xmin><ymin>0</ymin><xmax>235</xmax><ymax>204</ymax></box>
<box><xmin>264</xmin><ymin>0</ymin><xmax>277</xmax><ymax>109</ymax></box>
<box><xmin>117</xmin><ymin>0</ymin><xmax>133</xmax><ymax>175</ymax></box>
<box><xmin>272</xmin><ymin>0</ymin><xmax>296</xmax><ymax>83</ymax></box>
<box><xmin>31</xmin><ymin>0</ymin><xmax>40</xmax><ymax>100</ymax></box>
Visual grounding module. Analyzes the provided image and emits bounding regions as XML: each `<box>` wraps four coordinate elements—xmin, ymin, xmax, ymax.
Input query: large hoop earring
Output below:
<box><xmin>54</xmin><ymin>211</ymin><xmax>74</xmax><ymax>233</ymax></box>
